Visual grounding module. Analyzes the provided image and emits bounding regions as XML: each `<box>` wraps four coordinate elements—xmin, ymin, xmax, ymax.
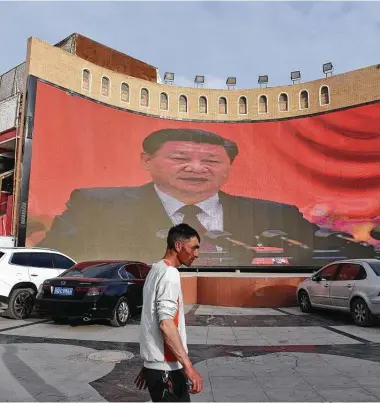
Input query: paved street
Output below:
<box><xmin>0</xmin><ymin>305</ymin><xmax>380</xmax><ymax>401</ymax></box>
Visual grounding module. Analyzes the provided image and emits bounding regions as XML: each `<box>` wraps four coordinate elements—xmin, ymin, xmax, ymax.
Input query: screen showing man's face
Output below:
<box><xmin>142</xmin><ymin>141</ymin><xmax>232</xmax><ymax>200</ymax></box>
<box><xmin>26</xmin><ymin>81</ymin><xmax>380</xmax><ymax>267</ymax></box>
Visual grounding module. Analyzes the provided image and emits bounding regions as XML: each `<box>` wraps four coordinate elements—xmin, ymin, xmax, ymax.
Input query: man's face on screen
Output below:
<box><xmin>142</xmin><ymin>141</ymin><xmax>232</xmax><ymax>201</ymax></box>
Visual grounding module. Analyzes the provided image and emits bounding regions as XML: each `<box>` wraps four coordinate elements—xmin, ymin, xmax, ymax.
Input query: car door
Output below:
<box><xmin>9</xmin><ymin>252</ymin><xmax>32</xmax><ymax>283</ymax></box>
<box><xmin>26</xmin><ymin>252</ymin><xmax>60</xmax><ymax>289</ymax></box>
<box><xmin>329</xmin><ymin>263</ymin><xmax>366</xmax><ymax>308</ymax></box>
<box><xmin>308</xmin><ymin>263</ymin><xmax>339</xmax><ymax>306</ymax></box>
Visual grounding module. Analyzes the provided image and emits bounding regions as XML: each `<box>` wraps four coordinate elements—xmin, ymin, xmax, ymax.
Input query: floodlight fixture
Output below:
<box><xmin>226</xmin><ymin>77</ymin><xmax>236</xmax><ymax>85</ymax></box>
<box><xmin>258</xmin><ymin>75</ymin><xmax>268</xmax><ymax>88</ymax></box>
<box><xmin>291</xmin><ymin>70</ymin><xmax>301</xmax><ymax>83</ymax></box>
<box><xmin>258</xmin><ymin>75</ymin><xmax>268</xmax><ymax>84</ymax></box>
<box><xmin>226</xmin><ymin>76</ymin><xmax>236</xmax><ymax>90</ymax></box>
<box><xmin>323</xmin><ymin>62</ymin><xmax>333</xmax><ymax>77</ymax></box>
<box><xmin>194</xmin><ymin>75</ymin><xmax>205</xmax><ymax>84</ymax></box>
<box><xmin>164</xmin><ymin>72</ymin><xmax>175</xmax><ymax>84</ymax></box>
<box><xmin>194</xmin><ymin>75</ymin><xmax>205</xmax><ymax>88</ymax></box>
<box><xmin>323</xmin><ymin>62</ymin><xmax>333</xmax><ymax>73</ymax></box>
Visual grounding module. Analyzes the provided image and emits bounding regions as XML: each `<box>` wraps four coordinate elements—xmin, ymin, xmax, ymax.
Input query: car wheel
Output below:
<box><xmin>110</xmin><ymin>297</ymin><xmax>130</xmax><ymax>327</ymax></box>
<box><xmin>351</xmin><ymin>298</ymin><xmax>373</xmax><ymax>327</ymax></box>
<box><xmin>298</xmin><ymin>290</ymin><xmax>313</xmax><ymax>313</ymax></box>
<box><xmin>7</xmin><ymin>288</ymin><xmax>35</xmax><ymax>319</ymax></box>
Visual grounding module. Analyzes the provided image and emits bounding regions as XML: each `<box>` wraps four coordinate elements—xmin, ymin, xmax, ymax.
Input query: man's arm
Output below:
<box><xmin>159</xmin><ymin>319</ymin><xmax>192</xmax><ymax>370</ymax></box>
<box><xmin>156</xmin><ymin>268</ymin><xmax>203</xmax><ymax>394</ymax></box>
<box><xmin>134</xmin><ymin>320</ymin><xmax>201</xmax><ymax>393</ymax></box>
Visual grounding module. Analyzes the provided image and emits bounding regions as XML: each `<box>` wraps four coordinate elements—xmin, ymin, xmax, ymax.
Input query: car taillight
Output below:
<box><xmin>86</xmin><ymin>286</ymin><xmax>107</xmax><ymax>296</ymax></box>
<box><xmin>75</xmin><ymin>287</ymin><xmax>89</xmax><ymax>292</ymax></box>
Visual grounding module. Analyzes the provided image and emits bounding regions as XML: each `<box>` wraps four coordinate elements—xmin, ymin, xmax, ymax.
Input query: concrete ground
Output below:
<box><xmin>0</xmin><ymin>305</ymin><xmax>380</xmax><ymax>401</ymax></box>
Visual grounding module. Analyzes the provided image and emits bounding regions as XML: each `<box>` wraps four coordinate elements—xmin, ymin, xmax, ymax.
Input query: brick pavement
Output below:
<box><xmin>0</xmin><ymin>305</ymin><xmax>379</xmax><ymax>402</ymax></box>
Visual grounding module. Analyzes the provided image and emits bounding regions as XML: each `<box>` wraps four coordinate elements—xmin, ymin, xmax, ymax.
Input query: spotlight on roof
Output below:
<box><xmin>322</xmin><ymin>62</ymin><xmax>333</xmax><ymax>77</ymax></box>
<box><xmin>194</xmin><ymin>75</ymin><xmax>205</xmax><ymax>88</ymax></box>
<box><xmin>290</xmin><ymin>70</ymin><xmax>301</xmax><ymax>84</ymax></box>
<box><xmin>226</xmin><ymin>77</ymin><xmax>236</xmax><ymax>89</ymax></box>
<box><xmin>258</xmin><ymin>75</ymin><xmax>268</xmax><ymax>88</ymax></box>
<box><xmin>164</xmin><ymin>72</ymin><xmax>175</xmax><ymax>84</ymax></box>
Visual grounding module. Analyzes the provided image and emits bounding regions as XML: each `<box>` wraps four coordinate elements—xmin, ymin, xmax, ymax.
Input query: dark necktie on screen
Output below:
<box><xmin>178</xmin><ymin>205</ymin><xmax>206</xmax><ymax>234</ymax></box>
<box><xmin>178</xmin><ymin>205</ymin><xmax>217</xmax><ymax>252</ymax></box>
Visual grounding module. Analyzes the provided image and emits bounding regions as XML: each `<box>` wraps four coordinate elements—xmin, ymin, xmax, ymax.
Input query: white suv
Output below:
<box><xmin>0</xmin><ymin>247</ymin><xmax>76</xmax><ymax>319</ymax></box>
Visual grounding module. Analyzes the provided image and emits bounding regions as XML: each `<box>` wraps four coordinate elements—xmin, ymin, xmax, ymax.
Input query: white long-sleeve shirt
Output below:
<box><xmin>140</xmin><ymin>259</ymin><xmax>187</xmax><ymax>371</ymax></box>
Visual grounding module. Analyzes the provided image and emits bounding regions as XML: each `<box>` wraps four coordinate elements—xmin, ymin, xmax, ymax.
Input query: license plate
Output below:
<box><xmin>53</xmin><ymin>287</ymin><xmax>73</xmax><ymax>296</ymax></box>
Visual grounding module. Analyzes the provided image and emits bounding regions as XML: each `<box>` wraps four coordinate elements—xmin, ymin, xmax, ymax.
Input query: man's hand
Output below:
<box><xmin>184</xmin><ymin>365</ymin><xmax>203</xmax><ymax>394</ymax></box>
<box><xmin>134</xmin><ymin>366</ymin><xmax>148</xmax><ymax>390</ymax></box>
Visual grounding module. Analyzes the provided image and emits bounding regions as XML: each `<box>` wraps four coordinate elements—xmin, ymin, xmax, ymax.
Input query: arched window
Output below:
<box><xmin>121</xmin><ymin>83</ymin><xmax>129</xmax><ymax>103</ymax></box>
<box><xmin>82</xmin><ymin>69</ymin><xmax>91</xmax><ymax>91</ymax></box>
<box><xmin>160</xmin><ymin>92</ymin><xmax>168</xmax><ymax>110</ymax></box>
<box><xmin>219</xmin><ymin>97</ymin><xmax>227</xmax><ymax>114</ymax></box>
<box><xmin>179</xmin><ymin>95</ymin><xmax>187</xmax><ymax>113</ymax></box>
<box><xmin>239</xmin><ymin>96</ymin><xmax>247</xmax><ymax>114</ymax></box>
<box><xmin>101</xmin><ymin>76</ymin><xmax>110</xmax><ymax>97</ymax></box>
<box><xmin>320</xmin><ymin>86</ymin><xmax>330</xmax><ymax>105</ymax></box>
<box><xmin>258</xmin><ymin>95</ymin><xmax>268</xmax><ymax>114</ymax></box>
<box><xmin>199</xmin><ymin>96</ymin><xmax>207</xmax><ymax>114</ymax></box>
<box><xmin>141</xmin><ymin>88</ymin><xmax>149</xmax><ymax>107</ymax></box>
<box><xmin>300</xmin><ymin>90</ymin><xmax>309</xmax><ymax>109</ymax></box>
<box><xmin>279</xmin><ymin>93</ymin><xmax>288</xmax><ymax>112</ymax></box>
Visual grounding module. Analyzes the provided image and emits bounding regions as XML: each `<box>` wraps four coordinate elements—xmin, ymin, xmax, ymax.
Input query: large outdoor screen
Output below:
<box><xmin>24</xmin><ymin>80</ymin><xmax>380</xmax><ymax>267</ymax></box>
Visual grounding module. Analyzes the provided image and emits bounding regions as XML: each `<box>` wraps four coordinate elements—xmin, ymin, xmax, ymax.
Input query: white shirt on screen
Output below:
<box><xmin>154</xmin><ymin>185</ymin><xmax>224</xmax><ymax>231</ymax></box>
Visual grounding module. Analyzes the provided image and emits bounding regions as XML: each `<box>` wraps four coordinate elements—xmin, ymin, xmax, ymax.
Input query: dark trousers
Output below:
<box><xmin>142</xmin><ymin>367</ymin><xmax>191</xmax><ymax>402</ymax></box>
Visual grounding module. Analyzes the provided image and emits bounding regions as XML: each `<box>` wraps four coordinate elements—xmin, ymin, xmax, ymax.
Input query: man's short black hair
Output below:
<box><xmin>167</xmin><ymin>223</ymin><xmax>200</xmax><ymax>250</ymax></box>
<box><xmin>142</xmin><ymin>128</ymin><xmax>239</xmax><ymax>162</ymax></box>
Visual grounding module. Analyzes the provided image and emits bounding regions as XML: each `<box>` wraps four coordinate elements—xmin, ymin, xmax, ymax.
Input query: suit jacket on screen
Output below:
<box><xmin>38</xmin><ymin>183</ymin><xmax>375</xmax><ymax>266</ymax></box>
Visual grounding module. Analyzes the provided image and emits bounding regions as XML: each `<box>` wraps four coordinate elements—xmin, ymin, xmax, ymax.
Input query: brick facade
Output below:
<box><xmin>25</xmin><ymin>37</ymin><xmax>380</xmax><ymax>122</ymax></box>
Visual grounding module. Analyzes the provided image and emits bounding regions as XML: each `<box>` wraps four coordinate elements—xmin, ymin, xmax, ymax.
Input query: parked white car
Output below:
<box><xmin>0</xmin><ymin>247</ymin><xmax>76</xmax><ymax>319</ymax></box>
<box><xmin>297</xmin><ymin>259</ymin><xmax>380</xmax><ymax>326</ymax></box>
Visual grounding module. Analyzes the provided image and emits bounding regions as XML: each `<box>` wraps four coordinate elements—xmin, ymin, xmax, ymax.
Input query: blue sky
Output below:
<box><xmin>0</xmin><ymin>1</ymin><xmax>379</xmax><ymax>89</ymax></box>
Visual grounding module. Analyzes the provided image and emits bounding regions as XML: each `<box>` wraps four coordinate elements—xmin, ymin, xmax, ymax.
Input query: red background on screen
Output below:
<box><xmin>27</xmin><ymin>81</ymin><xmax>380</xmax><ymax>246</ymax></box>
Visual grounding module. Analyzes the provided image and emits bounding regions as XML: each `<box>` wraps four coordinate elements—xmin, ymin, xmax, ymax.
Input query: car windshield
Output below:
<box><xmin>60</xmin><ymin>263</ymin><xmax>119</xmax><ymax>279</ymax></box>
<box><xmin>369</xmin><ymin>262</ymin><xmax>380</xmax><ymax>276</ymax></box>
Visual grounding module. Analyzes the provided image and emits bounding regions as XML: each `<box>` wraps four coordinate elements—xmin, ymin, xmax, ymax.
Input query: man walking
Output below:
<box><xmin>135</xmin><ymin>223</ymin><xmax>203</xmax><ymax>401</ymax></box>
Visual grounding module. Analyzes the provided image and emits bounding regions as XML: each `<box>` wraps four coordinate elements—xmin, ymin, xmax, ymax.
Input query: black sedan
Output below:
<box><xmin>35</xmin><ymin>260</ymin><xmax>151</xmax><ymax>326</ymax></box>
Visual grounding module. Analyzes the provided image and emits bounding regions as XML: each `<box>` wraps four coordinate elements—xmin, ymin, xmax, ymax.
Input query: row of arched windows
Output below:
<box><xmin>160</xmin><ymin>95</ymin><xmax>238</xmax><ymax>114</ymax></box>
<box><xmin>276</xmin><ymin>87</ymin><xmax>330</xmax><ymax>112</ymax></box>
<box><xmin>82</xmin><ymin>69</ymin><xmax>331</xmax><ymax>115</ymax></box>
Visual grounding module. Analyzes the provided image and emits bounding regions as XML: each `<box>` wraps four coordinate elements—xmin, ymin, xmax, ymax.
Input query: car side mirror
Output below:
<box><xmin>312</xmin><ymin>275</ymin><xmax>319</xmax><ymax>282</ymax></box>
